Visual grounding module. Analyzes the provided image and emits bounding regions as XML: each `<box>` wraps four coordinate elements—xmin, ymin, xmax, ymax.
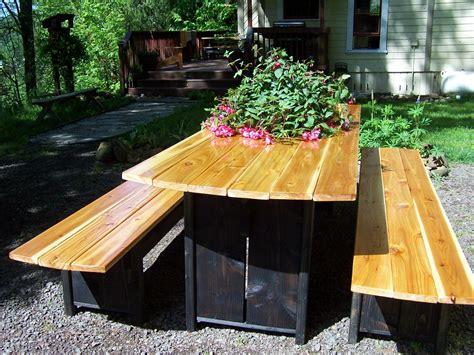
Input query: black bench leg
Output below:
<box><xmin>435</xmin><ymin>304</ymin><xmax>450</xmax><ymax>355</ymax></box>
<box><xmin>36</xmin><ymin>104</ymin><xmax>52</xmax><ymax>121</ymax></box>
<box><xmin>348</xmin><ymin>292</ymin><xmax>362</xmax><ymax>343</ymax></box>
<box><xmin>128</xmin><ymin>249</ymin><xmax>145</xmax><ymax>325</ymax></box>
<box><xmin>61</xmin><ymin>270</ymin><xmax>77</xmax><ymax>316</ymax></box>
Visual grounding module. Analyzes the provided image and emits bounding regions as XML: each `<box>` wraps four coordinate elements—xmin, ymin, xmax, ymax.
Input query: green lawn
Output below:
<box><xmin>0</xmin><ymin>95</ymin><xmax>133</xmax><ymax>157</ymax></box>
<box><xmin>123</xmin><ymin>93</ymin><xmax>214</xmax><ymax>150</ymax></box>
<box><xmin>360</xmin><ymin>96</ymin><xmax>474</xmax><ymax>164</ymax></box>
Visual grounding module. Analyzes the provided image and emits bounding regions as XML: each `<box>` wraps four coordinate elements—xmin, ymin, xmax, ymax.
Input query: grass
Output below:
<box><xmin>122</xmin><ymin>93</ymin><xmax>215</xmax><ymax>149</ymax></box>
<box><xmin>0</xmin><ymin>95</ymin><xmax>134</xmax><ymax>158</ymax></box>
<box><xmin>360</xmin><ymin>96</ymin><xmax>474</xmax><ymax>164</ymax></box>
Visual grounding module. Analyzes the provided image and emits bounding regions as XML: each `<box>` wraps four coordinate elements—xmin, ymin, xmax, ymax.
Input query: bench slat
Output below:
<box><xmin>313</xmin><ymin>105</ymin><xmax>360</xmax><ymax>201</ymax></box>
<box><xmin>381</xmin><ymin>148</ymin><xmax>439</xmax><ymax>302</ymax></box>
<box><xmin>9</xmin><ymin>181</ymin><xmax>147</xmax><ymax>265</ymax></box>
<box><xmin>352</xmin><ymin>148</ymin><xmax>394</xmax><ymax>297</ymax></box>
<box><xmin>37</xmin><ymin>184</ymin><xmax>164</xmax><ymax>270</ymax></box>
<box><xmin>400</xmin><ymin>149</ymin><xmax>474</xmax><ymax>304</ymax></box>
<box><xmin>71</xmin><ymin>189</ymin><xmax>183</xmax><ymax>272</ymax></box>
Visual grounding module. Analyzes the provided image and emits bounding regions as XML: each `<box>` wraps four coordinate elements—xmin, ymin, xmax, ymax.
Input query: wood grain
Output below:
<box><xmin>271</xmin><ymin>140</ymin><xmax>330</xmax><ymax>200</ymax></box>
<box><xmin>313</xmin><ymin>107</ymin><xmax>360</xmax><ymax>201</ymax></box>
<box><xmin>400</xmin><ymin>149</ymin><xmax>474</xmax><ymax>304</ymax></box>
<box><xmin>37</xmin><ymin>185</ymin><xmax>164</xmax><ymax>270</ymax></box>
<box><xmin>351</xmin><ymin>148</ymin><xmax>394</xmax><ymax>298</ymax></box>
<box><xmin>188</xmin><ymin>137</ymin><xmax>265</xmax><ymax>196</ymax></box>
<box><xmin>71</xmin><ymin>189</ymin><xmax>183</xmax><ymax>272</ymax></box>
<box><xmin>380</xmin><ymin>148</ymin><xmax>438</xmax><ymax>303</ymax></box>
<box><xmin>122</xmin><ymin>130</ymin><xmax>211</xmax><ymax>185</ymax></box>
<box><xmin>228</xmin><ymin>142</ymin><xmax>299</xmax><ymax>199</ymax></box>
<box><xmin>153</xmin><ymin>135</ymin><xmax>241</xmax><ymax>191</ymax></box>
<box><xmin>9</xmin><ymin>181</ymin><xmax>149</xmax><ymax>265</ymax></box>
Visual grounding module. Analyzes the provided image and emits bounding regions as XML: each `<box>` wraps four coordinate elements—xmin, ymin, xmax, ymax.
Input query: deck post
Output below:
<box><xmin>295</xmin><ymin>201</ymin><xmax>315</xmax><ymax>345</ymax></box>
<box><xmin>184</xmin><ymin>192</ymin><xmax>197</xmax><ymax>331</ymax></box>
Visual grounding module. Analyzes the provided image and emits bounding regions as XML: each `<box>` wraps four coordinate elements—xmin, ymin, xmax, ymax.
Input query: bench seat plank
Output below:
<box><xmin>37</xmin><ymin>185</ymin><xmax>164</xmax><ymax>271</ymax></box>
<box><xmin>400</xmin><ymin>149</ymin><xmax>474</xmax><ymax>304</ymax></box>
<box><xmin>9</xmin><ymin>181</ymin><xmax>146</xmax><ymax>265</ymax></box>
<box><xmin>352</xmin><ymin>148</ymin><xmax>474</xmax><ymax>305</ymax></box>
<box><xmin>9</xmin><ymin>181</ymin><xmax>183</xmax><ymax>273</ymax></box>
<box><xmin>71</xmin><ymin>189</ymin><xmax>182</xmax><ymax>272</ymax></box>
<box><xmin>381</xmin><ymin>148</ymin><xmax>438</xmax><ymax>303</ymax></box>
<box><xmin>352</xmin><ymin>148</ymin><xmax>393</xmax><ymax>297</ymax></box>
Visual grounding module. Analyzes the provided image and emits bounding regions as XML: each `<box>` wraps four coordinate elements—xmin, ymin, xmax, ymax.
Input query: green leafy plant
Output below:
<box><xmin>360</xmin><ymin>99</ymin><xmax>431</xmax><ymax>149</ymax></box>
<box><xmin>203</xmin><ymin>48</ymin><xmax>351</xmax><ymax>141</ymax></box>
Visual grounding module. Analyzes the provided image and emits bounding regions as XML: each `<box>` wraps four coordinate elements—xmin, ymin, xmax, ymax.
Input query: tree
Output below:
<box><xmin>1</xmin><ymin>0</ymin><xmax>37</xmax><ymax>100</ymax></box>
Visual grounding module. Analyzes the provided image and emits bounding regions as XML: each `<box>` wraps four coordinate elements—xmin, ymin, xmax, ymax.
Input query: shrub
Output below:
<box><xmin>202</xmin><ymin>48</ymin><xmax>351</xmax><ymax>142</ymax></box>
<box><xmin>360</xmin><ymin>99</ymin><xmax>430</xmax><ymax>150</ymax></box>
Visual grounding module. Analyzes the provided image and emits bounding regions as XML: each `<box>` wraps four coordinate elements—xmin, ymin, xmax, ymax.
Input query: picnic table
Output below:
<box><xmin>122</xmin><ymin>105</ymin><xmax>360</xmax><ymax>344</ymax></box>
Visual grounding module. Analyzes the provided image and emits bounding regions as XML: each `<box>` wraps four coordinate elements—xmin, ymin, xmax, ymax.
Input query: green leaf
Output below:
<box><xmin>274</xmin><ymin>68</ymin><xmax>283</xmax><ymax>79</ymax></box>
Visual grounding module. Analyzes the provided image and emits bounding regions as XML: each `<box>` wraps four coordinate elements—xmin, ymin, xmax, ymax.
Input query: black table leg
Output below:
<box><xmin>61</xmin><ymin>270</ymin><xmax>77</xmax><ymax>316</ymax></box>
<box><xmin>184</xmin><ymin>192</ymin><xmax>197</xmax><ymax>331</ymax></box>
<box><xmin>295</xmin><ymin>201</ymin><xmax>315</xmax><ymax>345</ymax></box>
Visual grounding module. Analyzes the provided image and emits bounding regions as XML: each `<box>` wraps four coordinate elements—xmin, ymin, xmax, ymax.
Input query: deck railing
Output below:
<box><xmin>118</xmin><ymin>30</ymin><xmax>228</xmax><ymax>94</ymax></box>
<box><xmin>249</xmin><ymin>27</ymin><xmax>330</xmax><ymax>70</ymax></box>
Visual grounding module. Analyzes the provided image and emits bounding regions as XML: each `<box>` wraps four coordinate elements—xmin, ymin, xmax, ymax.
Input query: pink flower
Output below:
<box><xmin>210</xmin><ymin>124</ymin><xmax>236</xmax><ymax>137</ymax></box>
<box><xmin>272</xmin><ymin>62</ymin><xmax>282</xmax><ymax>71</ymax></box>
<box><xmin>347</xmin><ymin>97</ymin><xmax>356</xmax><ymax>105</ymax></box>
<box><xmin>238</xmin><ymin>126</ymin><xmax>274</xmax><ymax>145</ymax></box>
<box><xmin>302</xmin><ymin>128</ymin><xmax>321</xmax><ymax>141</ymax></box>
<box><xmin>265</xmin><ymin>135</ymin><xmax>274</xmax><ymax>145</ymax></box>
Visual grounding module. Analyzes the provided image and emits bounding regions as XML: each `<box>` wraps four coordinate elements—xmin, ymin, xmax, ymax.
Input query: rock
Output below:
<box><xmin>112</xmin><ymin>140</ymin><xmax>130</xmax><ymax>163</ymax></box>
<box><xmin>314</xmin><ymin>343</ymin><xmax>321</xmax><ymax>352</ymax></box>
<box><xmin>96</xmin><ymin>141</ymin><xmax>114</xmax><ymax>162</ymax></box>
<box><xmin>127</xmin><ymin>150</ymin><xmax>142</xmax><ymax>164</ymax></box>
<box><xmin>430</xmin><ymin>166</ymin><xmax>449</xmax><ymax>177</ymax></box>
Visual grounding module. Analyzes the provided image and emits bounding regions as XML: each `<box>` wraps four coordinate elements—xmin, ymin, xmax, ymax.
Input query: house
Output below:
<box><xmin>237</xmin><ymin>0</ymin><xmax>474</xmax><ymax>95</ymax></box>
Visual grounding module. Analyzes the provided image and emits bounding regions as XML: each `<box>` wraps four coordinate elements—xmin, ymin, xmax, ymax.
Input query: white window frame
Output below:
<box><xmin>346</xmin><ymin>0</ymin><xmax>389</xmax><ymax>54</ymax></box>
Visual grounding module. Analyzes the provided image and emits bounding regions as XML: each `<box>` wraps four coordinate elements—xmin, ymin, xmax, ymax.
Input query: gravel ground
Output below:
<box><xmin>0</xmin><ymin>143</ymin><xmax>472</xmax><ymax>353</ymax></box>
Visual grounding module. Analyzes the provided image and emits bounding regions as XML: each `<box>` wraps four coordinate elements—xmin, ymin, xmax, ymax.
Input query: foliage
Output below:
<box><xmin>360</xmin><ymin>96</ymin><xmax>473</xmax><ymax>163</ymax></box>
<box><xmin>171</xmin><ymin>0</ymin><xmax>237</xmax><ymax>32</ymax></box>
<box><xmin>124</xmin><ymin>0</ymin><xmax>172</xmax><ymax>31</ymax></box>
<box><xmin>359</xmin><ymin>99</ymin><xmax>430</xmax><ymax>149</ymax></box>
<box><xmin>39</xmin><ymin>33</ymin><xmax>87</xmax><ymax>66</ymax></box>
<box><xmin>203</xmin><ymin>48</ymin><xmax>351</xmax><ymax>141</ymax></box>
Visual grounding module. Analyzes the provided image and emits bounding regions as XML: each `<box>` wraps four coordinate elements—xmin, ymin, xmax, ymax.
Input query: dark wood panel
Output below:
<box><xmin>359</xmin><ymin>295</ymin><xmax>401</xmax><ymax>336</ymax></box>
<box><xmin>246</xmin><ymin>199</ymin><xmax>304</xmax><ymax>329</ymax></box>
<box><xmin>398</xmin><ymin>299</ymin><xmax>440</xmax><ymax>342</ymax></box>
<box><xmin>194</xmin><ymin>194</ymin><xmax>246</xmax><ymax>322</ymax></box>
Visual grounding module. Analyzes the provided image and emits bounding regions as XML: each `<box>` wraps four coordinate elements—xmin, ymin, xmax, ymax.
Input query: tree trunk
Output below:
<box><xmin>18</xmin><ymin>0</ymin><xmax>37</xmax><ymax>101</ymax></box>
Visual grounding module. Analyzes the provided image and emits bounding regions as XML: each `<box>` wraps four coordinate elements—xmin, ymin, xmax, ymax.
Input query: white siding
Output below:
<box><xmin>237</xmin><ymin>0</ymin><xmax>474</xmax><ymax>94</ymax></box>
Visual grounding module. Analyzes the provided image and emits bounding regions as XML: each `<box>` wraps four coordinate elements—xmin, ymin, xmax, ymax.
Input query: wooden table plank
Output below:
<box><xmin>153</xmin><ymin>136</ymin><xmax>242</xmax><ymax>191</ymax></box>
<box><xmin>400</xmin><ymin>149</ymin><xmax>474</xmax><ymax>305</ymax></box>
<box><xmin>37</xmin><ymin>186</ymin><xmax>164</xmax><ymax>270</ymax></box>
<box><xmin>122</xmin><ymin>130</ymin><xmax>212</xmax><ymax>185</ymax></box>
<box><xmin>228</xmin><ymin>142</ymin><xmax>300</xmax><ymax>200</ymax></box>
<box><xmin>313</xmin><ymin>105</ymin><xmax>360</xmax><ymax>201</ymax></box>
<box><xmin>270</xmin><ymin>140</ymin><xmax>330</xmax><ymax>200</ymax></box>
<box><xmin>71</xmin><ymin>189</ymin><xmax>183</xmax><ymax>273</ymax></box>
<box><xmin>188</xmin><ymin>137</ymin><xmax>265</xmax><ymax>196</ymax></box>
<box><xmin>380</xmin><ymin>148</ymin><xmax>438</xmax><ymax>303</ymax></box>
<box><xmin>9</xmin><ymin>181</ymin><xmax>147</xmax><ymax>265</ymax></box>
<box><xmin>351</xmin><ymin>148</ymin><xmax>394</xmax><ymax>297</ymax></box>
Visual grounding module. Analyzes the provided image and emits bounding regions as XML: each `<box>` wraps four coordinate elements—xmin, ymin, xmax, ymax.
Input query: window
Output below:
<box><xmin>284</xmin><ymin>0</ymin><xmax>320</xmax><ymax>20</ymax></box>
<box><xmin>346</xmin><ymin>0</ymin><xmax>389</xmax><ymax>53</ymax></box>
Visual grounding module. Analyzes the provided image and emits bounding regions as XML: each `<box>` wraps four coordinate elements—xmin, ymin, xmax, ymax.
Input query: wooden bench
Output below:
<box><xmin>349</xmin><ymin>148</ymin><xmax>474</xmax><ymax>353</ymax></box>
<box><xmin>9</xmin><ymin>181</ymin><xmax>183</xmax><ymax>323</ymax></box>
<box><xmin>32</xmin><ymin>88</ymin><xmax>104</xmax><ymax>121</ymax></box>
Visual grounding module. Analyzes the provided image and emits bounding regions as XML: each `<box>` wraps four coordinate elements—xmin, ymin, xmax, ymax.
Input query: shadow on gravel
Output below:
<box><xmin>0</xmin><ymin>143</ymin><xmax>123</xmax><ymax>303</ymax></box>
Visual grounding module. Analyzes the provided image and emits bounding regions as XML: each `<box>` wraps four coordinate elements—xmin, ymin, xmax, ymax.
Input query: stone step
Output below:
<box><xmin>127</xmin><ymin>87</ymin><xmax>232</xmax><ymax>97</ymax></box>
<box><xmin>135</xmin><ymin>78</ymin><xmax>240</xmax><ymax>89</ymax></box>
<box><xmin>147</xmin><ymin>70</ymin><xmax>235</xmax><ymax>80</ymax></box>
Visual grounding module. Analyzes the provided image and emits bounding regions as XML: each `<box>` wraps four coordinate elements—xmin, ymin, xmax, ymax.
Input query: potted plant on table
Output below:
<box><xmin>202</xmin><ymin>48</ymin><xmax>352</xmax><ymax>144</ymax></box>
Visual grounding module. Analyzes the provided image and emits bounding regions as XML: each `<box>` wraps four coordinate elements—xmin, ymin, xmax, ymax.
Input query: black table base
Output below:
<box><xmin>184</xmin><ymin>193</ymin><xmax>315</xmax><ymax>344</ymax></box>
